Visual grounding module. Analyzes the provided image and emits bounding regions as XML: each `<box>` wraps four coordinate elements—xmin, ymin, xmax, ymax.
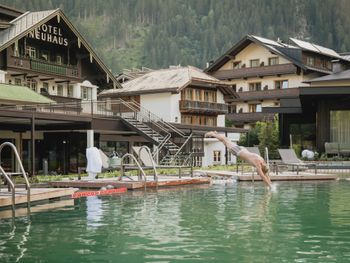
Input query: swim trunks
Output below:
<box><xmin>229</xmin><ymin>144</ymin><xmax>243</xmax><ymax>156</ymax></box>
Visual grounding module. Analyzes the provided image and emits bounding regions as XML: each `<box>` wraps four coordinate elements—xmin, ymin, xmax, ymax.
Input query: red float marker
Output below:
<box><xmin>72</xmin><ymin>187</ymin><xmax>127</xmax><ymax>199</ymax></box>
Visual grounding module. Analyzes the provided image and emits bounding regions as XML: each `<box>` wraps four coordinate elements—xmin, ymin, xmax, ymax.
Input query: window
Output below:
<box><xmin>181</xmin><ymin>88</ymin><xmax>192</xmax><ymax>100</ymax></box>
<box><xmin>249</xmin><ymin>103</ymin><xmax>262</xmax><ymax>113</ymax></box>
<box><xmin>306</xmin><ymin>56</ymin><xmax>315</xmax><ymax>66</ymax></box>
<box><xmin>26</xmin><ymin>79</ymin><xmax>37</xmax><ymax>92</ymax></box>
<box><xmin>232</xmin><ymin>61</ymin><xmax>241</xmax><ymax>69</ymax></box>
<box><xmin>330</xmin><ymin>111</ymin><xmax>350</xmax><ymax>144</ymax></box>
<box><xmin>68</xmin><ymin>85</ymin><xmax>74</xmax><ymax>97</ymax></box>
<box><xmin>56</xmin><ymin>55</ymin><xmax>62</xmax><ymax>65</ymax></box>
<box><xmin>41</xmin><ymin>50</ymin><xmax>49</xmax><ymax>61</ymax></box>
<box><xmin>213</xmin><ymin>151</ymin><xmax>221</xmax><ymax>163</ymax></box>
<box><xmin>275</xmin><ymin>80</ymin><xmax>289</xmax><ymax>89</ymax></box>
<box><xmin>41</xmin><ymin>82</ymin><xmax>49</xmax><ymax>93</ymax></box>
<box><xmin>25</xmin><ymin>46</ymin><xmax>36</xmax><ymax>59</ymax></box>
<box><xmin>228</xmin><ymin>104</ymin><xmax>237</xmax><ymax>113</ymax></box>
<box><xmin>249</xmin><ymin>82</ymin><xmax>262</xmax><ymax>91</ymax></box>
<box><xmin>204</xmin><ymin>90</ymin><xmax>216</xmax><ymax>102</ymax></box>
<box><xmin>194</xmin><ymin>89</ymin><xmax>201</xmax><ymax>101</ymax></box>
<box><xmin>14</xmin><ymin>78</ymin><xmax>22</xmax><ymax>85</ymax></box>
<box><xmin>268</xmin><ymin>57</ymin><xmax>279</xmax><ymax>66</ymax></box>
<box><xmin>181</xmin><ymin>114</ymin><xmax>217</xmax><ymax>126</ymax></box>
<box><xmin>57</xmin><ymin>84</ymin><xmax>64</xmax><ymax>96</ymax></box>
<box><xmin>81</xmin><ymin>86</ymin><xmax>92</xmax><ymax>100</ymax></box>
<box><xmin>250</xmin><ymin>59</ymin><xmax>260</xmax><ymax>67</ymax></box>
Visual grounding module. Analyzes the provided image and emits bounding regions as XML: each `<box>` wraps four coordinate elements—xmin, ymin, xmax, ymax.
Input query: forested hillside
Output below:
<box><xmin>3</xmin><ymin>0</ymin><xmax>350</xmax><ymax>73</ymax></box>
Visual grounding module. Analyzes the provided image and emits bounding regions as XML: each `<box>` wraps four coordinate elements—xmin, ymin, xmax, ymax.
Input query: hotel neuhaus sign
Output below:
<box><xmin>28</xmin><ymin>24</ymin><xmax>68</xmax><ymax>46</ymax></box>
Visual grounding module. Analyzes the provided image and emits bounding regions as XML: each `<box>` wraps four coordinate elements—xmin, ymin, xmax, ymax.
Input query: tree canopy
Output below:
<box><xmin>4</xmin><ymin>0</ymin><xmax>350</xmax><ymax>73</ymax></box>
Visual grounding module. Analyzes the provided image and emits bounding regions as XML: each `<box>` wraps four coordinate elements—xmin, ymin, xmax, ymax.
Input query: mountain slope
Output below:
<box><xmin>3</xmin><ymin>0</ymin><xmax>350</xmax><ymax>73</ymax></box>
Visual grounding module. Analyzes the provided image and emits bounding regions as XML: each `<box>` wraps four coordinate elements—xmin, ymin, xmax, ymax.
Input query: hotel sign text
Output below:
<box><xmin>28</xmin><ymin>24</ymin><xmax>68</xmax><ymax>46</ymax></box>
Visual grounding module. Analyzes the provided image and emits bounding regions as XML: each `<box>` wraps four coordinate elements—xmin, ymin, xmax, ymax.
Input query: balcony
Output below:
<box><xmin>179</xmin><ymin>100</ymin><xmax>228</xmax><ymax>114</ymax></box>
<box><xmin>226</xmin><ymin>88</ymin><xmax>300</xmax><ymax>102</ymax></box>
<box><xmin>212</xmin><ymin>63</ymin><xmax>297</xmax><ymax>80</ymax></box>
<box><xmin>7</xmin><ymin>55</ymin><xmax>80</xmax><ymax>79</ymax></box>
<box><xmin>226</xmin><ymin>112</ymin><xmax>275</xmax><ymax>124</ymax></box>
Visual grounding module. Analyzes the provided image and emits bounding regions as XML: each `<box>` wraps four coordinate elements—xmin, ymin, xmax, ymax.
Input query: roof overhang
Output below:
<box><xmin>299</xmin><ymin>86</ymin><xmax>350</xmax><ymax>96</ymax></box>
<box><xmin>205</xmin><ymin>35</ymin><xmax>304</xmax><ymax>73</ymax></box>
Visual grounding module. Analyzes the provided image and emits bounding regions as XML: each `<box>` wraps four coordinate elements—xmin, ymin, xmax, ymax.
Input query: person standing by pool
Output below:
<box><xmin>205</xmin><ymin>131</ymin><xmax>272</xmax><ymax>188</ymax></box>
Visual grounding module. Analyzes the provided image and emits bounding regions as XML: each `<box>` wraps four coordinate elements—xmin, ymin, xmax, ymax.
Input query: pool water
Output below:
<box><xmin>1</xmin><ymin>181</ymin><xmax>350</xmax><ymax>263</ymax></box>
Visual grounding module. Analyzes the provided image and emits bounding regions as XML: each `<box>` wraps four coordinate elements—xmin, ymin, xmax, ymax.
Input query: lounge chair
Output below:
<box><xmin>325</xmin><ymin>142</ymin><xmax>339</xmax><ymax>157</ymax></box>
<box><xmin>278</xmin><ymin>149</ymin><xmax>317</xmax><ymax>174</ymax></box>
<box><xmin>339</xmin><ymin>143</ymin><xmax>350</xmax><ymax>157</ymax></box>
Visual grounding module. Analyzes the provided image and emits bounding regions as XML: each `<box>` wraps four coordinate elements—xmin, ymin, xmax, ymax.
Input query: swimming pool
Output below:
<box><xmin>1</xmin><ymin>181</ymin><xmax>350</xmax><ymax>262</ymax></box>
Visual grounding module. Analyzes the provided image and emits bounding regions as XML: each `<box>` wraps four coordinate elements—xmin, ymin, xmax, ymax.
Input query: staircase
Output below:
<box><xmin>113</xmin><ymin>99</ymin><xmax>193</xmax><ymax>166</ymax></box>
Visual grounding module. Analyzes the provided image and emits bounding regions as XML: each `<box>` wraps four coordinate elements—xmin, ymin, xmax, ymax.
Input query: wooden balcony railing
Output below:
<box><xmin>226</xmin><ymin>112</ymin><xmax>275</xmax><ymax>123</ymax></box>
<box><xmin>226</xmin><ymin>88</ymin><xmax>300</xmax><ymax>102</ymax></box>
<box><xmin>212</xmin><ymin>63</ymin><xmax>297</xmax><ymax>80</ymax></box>
<box><xmin>179</xmin><ymin>100</ymin><xmax>228</xmax><ymax>114</ymax></box>
<box><xmin>8</xmin><ymin>55</ymin><xmax>80</xmax><ymax>79</ymax></box>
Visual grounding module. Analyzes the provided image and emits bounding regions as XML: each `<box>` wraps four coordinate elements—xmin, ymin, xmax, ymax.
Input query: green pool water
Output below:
<box><xmin>1</xmin><ymin>181</ymin><xmax>350</xmax><ymax>263</ymax></box>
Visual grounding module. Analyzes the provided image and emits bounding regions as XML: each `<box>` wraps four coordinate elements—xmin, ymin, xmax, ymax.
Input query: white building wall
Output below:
<box><xmin>140</xmin><ymin>93</ymin><xmax>173</xmax><ymax>122</ymax></box>
<box><xmin>203</xmin><ymin>139</ymin><xmax>226</xmax><ymax>167</ymax></box>
<box><xmin>170</xmin><ymin>93</ymin><xmax>181</xmax><ymax>123</ymax></box>
<box><xmin>202</xmin><ymin>132</ymin><xmax>240</xmax><ymax>167</ymax></box>
<box><xmin>220</xmin><ymin>42</ymin><xmax>291</xmax><ymax>70</ymax></box>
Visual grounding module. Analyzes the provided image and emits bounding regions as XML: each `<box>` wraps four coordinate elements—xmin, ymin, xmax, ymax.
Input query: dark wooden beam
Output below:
<box><xmin>26</xmin><ymin>75</ymin><xmax>39</xmax><ymax>79</ymax></box>
<box><xmin>11</xmin><ymin>73</ymin><xmax>27</xmax><ymax>77</ymax></box>
<box><xmin>55</xmin><ymin>80</ymin><xmax>70</xmax><ymax>84</ymax></box>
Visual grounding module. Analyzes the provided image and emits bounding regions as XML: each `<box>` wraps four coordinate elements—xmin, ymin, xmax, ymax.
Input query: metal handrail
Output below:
<box><xmin>138</xmin><ymin>146</ymin><xmax>158</xmax><ymax>181</ymax></box>
<box><xmin>119</xmin><ymin>153</ymin><xmax>147</xmax><ymax>182</ymax></box>
<box><xmin>0</xmin><ymin>142</ymin><xmax>31</xmax><ymax>209</ymax></box>
<box><xmin>164</xmin><ymin>133</ymin><xmax>193</xmax><ymax>165</ymax></box>
<box><xmin>0</xmin><ymin>166</ymin><xmax>16</xmax><ymax>217</ymax></box>
<box><xmin>116</xmin><ymin>100</ymin><xmax>171</xmax><ymax>137</ymax></box>
<box><xmin>153</xmin><ymin>133</ymin><xmax>171</xmax><ymax>158</ymax></box>
<box><xmin>128</xmin><ymin>99</ymin><xmax>186</xmax><ymax>137</ymax></box>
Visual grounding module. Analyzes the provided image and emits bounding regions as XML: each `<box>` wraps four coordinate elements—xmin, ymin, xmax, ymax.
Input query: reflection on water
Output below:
<box><xmin>0</xmin><ymin>182</ymin><xmax>350</xmax><ymax>262</ymax></box>
<box><xmin>86</xmin><ymin>196</ymin><xmax>103</xmax><ymax>230</ymax></box>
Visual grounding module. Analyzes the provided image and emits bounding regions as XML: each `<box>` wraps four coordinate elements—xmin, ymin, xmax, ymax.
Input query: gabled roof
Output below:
<box><xmin>0</xmin><ymin>8</ymin><xmax>121</xmax><ymax>89</ymax></box>
<box><xmin>0</xmin><ymin>83</ymin><xmax>54</xmax><ymax>104</ymax></box>
<box><xmin>205</xmin><ymin>35</ymin><xmax>344</xmax><ymax>74</ymax></box>
<box><xmin>306</xmin><ymin>69</ymin><xmax>350</xmax><ymax>83</ymax></box>
<box><xmin>100</xmin><ymin>66</ymin><xmax>236</xmax><ymax>97</ymax></box>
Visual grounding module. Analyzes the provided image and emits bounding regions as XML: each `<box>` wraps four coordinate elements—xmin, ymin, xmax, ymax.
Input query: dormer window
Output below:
<box><xmin>250</xmin><ymin>59</ymin><xmax>260</xmax><ymax>67</ymax></box>
<box><xmin>268</xmin><ymin>57</ymin><xmax>279</xmax><ymax>66</ymax></box>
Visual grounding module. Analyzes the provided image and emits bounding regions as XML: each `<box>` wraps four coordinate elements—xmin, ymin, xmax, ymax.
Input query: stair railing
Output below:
<box><xmin>0</xmin><ymin>166</ymin><xmax>16</xmax><ymax>217</ymax></box>
<box><xmin>0</xmin><ymin>142</ymin><xmax>31</xmax><ymax>210</ymax></box>
<box><xmin>127</xmin><ymin>99</ymin><xmax>187</xmax><ymax>138</ymax></box>
<box><xmin>161</xmin><ymin>133</ymin><xmax>193</xmax><ymax>165</ymax></box>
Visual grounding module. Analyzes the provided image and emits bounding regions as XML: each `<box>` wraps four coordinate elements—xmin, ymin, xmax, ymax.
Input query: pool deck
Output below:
<box><xmin>0</xmin><ymin>187</ymin><xmax>78</xmax><ymax>209</ymax></box>
<box><xmin>49</xmin><ymin>176</ymin><xmax>211</xmax><ymax>190</ymax></box>
<box><xmin>198</xmin><ymin>170</ymin><xmax>340</xmax><ymax>181</ymax></box>
<box><xmin>0</xmin><ymin>199</ymin><xmax>74</xmax><ymax>219</ymax></box>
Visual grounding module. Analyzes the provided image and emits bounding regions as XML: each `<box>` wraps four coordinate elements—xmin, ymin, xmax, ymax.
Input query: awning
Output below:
<box><xmin>0</xmin><ymin>83</ymin><xmax>54</xmax><ymax>104</ymax></box>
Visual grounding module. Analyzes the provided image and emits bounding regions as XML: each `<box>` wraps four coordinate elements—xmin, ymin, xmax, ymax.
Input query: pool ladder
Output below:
<box><xmin>118</xmin><ymin>145</ymin><xmax>159</xmax><ymax>184</ymax></box>
<box><xmin>0</xmin><ymin>142</ymin><xmax>31</xmax><ymax>217</ymax></box>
